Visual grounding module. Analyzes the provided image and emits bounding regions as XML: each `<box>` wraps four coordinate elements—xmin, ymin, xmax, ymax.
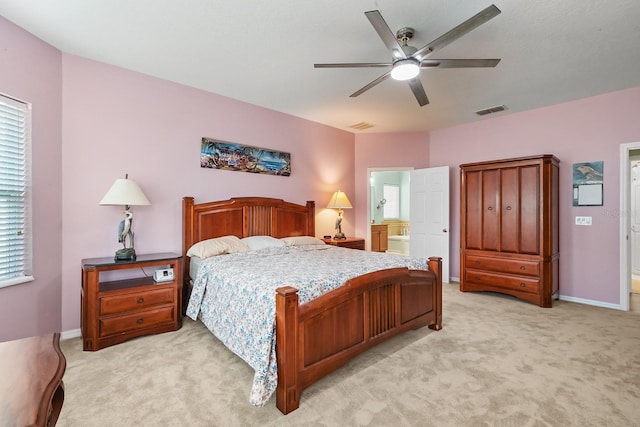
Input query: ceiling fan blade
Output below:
<box><xmin>413</xmin><ymin>4</ymin><xmax>501</xmax><ymax>61</ymax></box>
<box><xmin>365</xmin><ymin>10</ymin><xmax>406</xmax><ymax>60</ymax></box>
<box><xmin>420</xmin><ymin>58</ymin><xmax>501</xmax><ymax>68</ymax></box>
<box><xmin>314</xmin><ymin>62</ymin><xmax>392</xmax><ymax>68</ymax></box>
<box><xmin>350</xmin><ymin>72</ymin><xmax>391</xmax><ymax>98</ymax></box>
<box><xmin>407</xmin><ymin>78</ymin><xmax>429</xmax><ymax>106</ymax></box>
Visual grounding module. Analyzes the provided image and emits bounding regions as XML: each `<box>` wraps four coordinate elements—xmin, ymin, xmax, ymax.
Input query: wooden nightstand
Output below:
<box><xmin>81</xmin><ymin>253</ymin><xmax>183</xmax><ymax>351</ymax></box>
<box><xmin>323</xmin><ymin>237</ymin><xmax>365</xmax><ymax>250</ymax></box>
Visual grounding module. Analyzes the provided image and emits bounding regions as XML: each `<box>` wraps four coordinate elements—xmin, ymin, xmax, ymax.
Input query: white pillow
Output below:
<box><xmin>240</xmin><ymin>235</ymin><xmax>286</xmax><ymax>251</ymax></box>
<box><xmin>226</xmin><ymin>238</ymin><xmax>252</xmax><ymax>254</ymax></box>
<box><xmin>186</xmin><ymin>235</ymin><xmax>249</xmax><ymax>258</ymax></box>
<box><xmin>281</xmin><ymin>236</ymin><xmax>326</xmax><ymax>246</ymax></box>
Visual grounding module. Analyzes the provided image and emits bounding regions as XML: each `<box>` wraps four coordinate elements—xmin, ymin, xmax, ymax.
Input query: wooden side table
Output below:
<box><xmin>0</xmin><ymin>333</ymin><xmax>66</xmax><ymax>426</ymax></box>
<box><xmin>81</xmin><ymin>252</ymin><xmax>183</xmax><ymax>351</ymax></box>
<box><xmin>323</xmin><ymin>237</ymin><xmax>365</xmax><ymax>250</ymax></box>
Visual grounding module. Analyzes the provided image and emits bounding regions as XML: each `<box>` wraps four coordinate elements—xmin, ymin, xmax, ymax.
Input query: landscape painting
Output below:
<box><xmin>200</xmin><ymin>137</ymin><xmax>291</xmax><ymax>176</ymax></box>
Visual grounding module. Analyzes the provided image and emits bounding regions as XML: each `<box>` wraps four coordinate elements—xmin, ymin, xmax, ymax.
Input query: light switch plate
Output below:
<box><xmin>575</xmin><ymin>216</ymin><xmax>592</xmax><ymax>226</ymax></box>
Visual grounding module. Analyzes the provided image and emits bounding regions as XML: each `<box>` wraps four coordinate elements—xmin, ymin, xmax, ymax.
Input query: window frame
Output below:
<box><xmin>0</xmin><ymin>93</ymin><xmax>33</xmax><ymax>289</ymax></box>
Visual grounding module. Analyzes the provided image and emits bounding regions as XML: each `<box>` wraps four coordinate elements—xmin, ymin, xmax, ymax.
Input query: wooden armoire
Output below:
<box><xmin>460</xmin><ymin>155</ymin><xmax>559</xmax><ymax>307</ymax></box>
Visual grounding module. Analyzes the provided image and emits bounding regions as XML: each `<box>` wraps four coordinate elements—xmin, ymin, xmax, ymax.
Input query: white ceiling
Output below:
<box><xmin>1</xmin><ymin>0</ymin><xmax>639</xmax><ymax>133</ymax></box>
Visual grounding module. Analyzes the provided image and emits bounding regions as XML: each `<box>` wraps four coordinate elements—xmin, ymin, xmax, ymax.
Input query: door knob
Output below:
<box><xmin>443</xmin><ymin>229</ymin><xmax>448</xmax><ymax>233</ymax></box>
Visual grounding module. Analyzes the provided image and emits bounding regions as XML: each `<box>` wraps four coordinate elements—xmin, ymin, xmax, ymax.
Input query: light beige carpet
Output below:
<box><xmin>58</xmin><ymin>285</ymin><xmax>640</xmax><ymax>426</ymax></box>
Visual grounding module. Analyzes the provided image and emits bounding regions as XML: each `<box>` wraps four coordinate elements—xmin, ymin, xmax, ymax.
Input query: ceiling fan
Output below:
<box><xmin>314</xmin><ymin>4</ymin><xmax>502</xmax><ymax>106</ymax></box>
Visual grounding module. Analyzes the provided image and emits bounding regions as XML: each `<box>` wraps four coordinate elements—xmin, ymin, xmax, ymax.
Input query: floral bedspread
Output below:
<box><xmin>185</xmin><ymin>245</ymin><xmax>428</xmax><ymax>406</ymax></box>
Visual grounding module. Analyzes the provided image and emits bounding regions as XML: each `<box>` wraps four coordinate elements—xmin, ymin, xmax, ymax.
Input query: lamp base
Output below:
<box><xmin>333</xmin><ymin>233</ymin><xmax>346</xmax><ymax>240</ymax></box>
<box><xmin>115</xmin><ymin>248</ymin><xmax>136</xmax><ymax>261</ymax></box>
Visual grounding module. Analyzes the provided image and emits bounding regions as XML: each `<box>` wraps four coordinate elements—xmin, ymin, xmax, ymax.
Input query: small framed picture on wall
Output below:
<box><xmin>572</xmin><ymin>161</ymin><xmax>603</xmax><ymax>206</ymax></box>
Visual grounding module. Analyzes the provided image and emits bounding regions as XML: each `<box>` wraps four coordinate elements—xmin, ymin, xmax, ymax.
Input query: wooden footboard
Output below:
<box><xmin>275</xmin><ymin>257</ymin><xmax>442</xmax><ymax>414</ymax></box>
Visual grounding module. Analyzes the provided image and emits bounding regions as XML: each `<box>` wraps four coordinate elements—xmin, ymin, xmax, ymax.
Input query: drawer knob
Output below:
<box><xmin>520</xmin><ymin>266</ymin><xmax>526</xmax><ymax>270</ymax></box>
<box><xmin>136</xmin><ymin>318</ymin><xmax>144</xmax><ymax>324</ymax></box>
<box><xmin>487</xmin><ymin>206</ymin><xmax>493</xmax><ymax>211</ymax></box>
<box><xmin>475</xmin><ymin>260</ymin><xmax>481</xmax><ymax>265</ymax></box>
<box><xmin>520</xmin><ymin>283</ymin><xmax>526</xmax><ymax>287</ymax></box>
<box><xmin>506</xmin><ymin>206</ymin><xmax>512</xmax><ymax>211</ymax></box>
<box><xmin>137</xmin><ymin>297</ymin><xmax>144</xmax><ymax>304</ymax></box>
<box><xmin>475</xmin><ymin>276</ymin><xmax>480</xmax><ymax>280</ymax></box>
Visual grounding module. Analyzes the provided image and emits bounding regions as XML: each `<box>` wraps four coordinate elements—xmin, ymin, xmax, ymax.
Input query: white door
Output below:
<box><xmin>410</xmin><ymin>166</ymin><xmax>450</xmax><ymax>282</ymax></box>
<box><xmin>631</xmin><ymin>162</ymin><xmax>640</xmax><ymax>274</ymax></box>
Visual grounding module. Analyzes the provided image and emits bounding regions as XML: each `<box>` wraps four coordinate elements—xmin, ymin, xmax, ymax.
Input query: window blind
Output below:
<box><xmin>0</xmin><ymin>94</ymin><xmax>32</xmax><ymax>287</ymax></box>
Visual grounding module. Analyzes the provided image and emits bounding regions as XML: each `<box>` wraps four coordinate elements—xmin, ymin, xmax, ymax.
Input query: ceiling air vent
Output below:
<box><xmin>475</xmin><ymin>105</ymin><xmax>507</xmax><ymax>116</ymax></box>
<box><xmin>349</xmin><ymin>122</ymin><xmax>374</xmax><ymax>131</ymax></box>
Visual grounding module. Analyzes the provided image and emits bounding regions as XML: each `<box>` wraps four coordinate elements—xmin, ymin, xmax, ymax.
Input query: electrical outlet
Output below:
<box><xmin>575</xmin><ymin>216</ymin><xmax>592</xmax><ymax>226</ymax></box>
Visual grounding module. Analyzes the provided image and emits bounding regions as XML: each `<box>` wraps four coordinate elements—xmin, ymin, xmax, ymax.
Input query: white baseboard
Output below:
<box><xmin>61</xmin><ymin>328</ymin><xmax>81</xmax><ymax>341</ymax></box>
<box><xmin>558</xmin><ymin>295</ymin><xmax>624</xmax><ymax>311</ymax></box>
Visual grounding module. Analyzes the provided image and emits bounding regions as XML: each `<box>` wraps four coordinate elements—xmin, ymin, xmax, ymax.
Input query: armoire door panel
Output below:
<box><xmin>500</xmin><ymin>167</ymin><xmax>519</xmax><ymax>252</ymax></box>
<box><xmin>482</xmin><ymin>169</ymin><xmax>500</xmax><ymax>251</ymax></box>
<box><xmin>519</xmin><ymin>165</ymin><xmax>540</xmax><ymax>254</ymax></box>
<box><xmin>464</xmin><ymin>171</ymin><xmax>483</xmax><ymax>249</ymax></box>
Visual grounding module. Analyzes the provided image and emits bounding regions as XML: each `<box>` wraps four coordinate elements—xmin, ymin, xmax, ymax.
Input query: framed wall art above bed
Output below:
<box><xmin>200</xmin><ymin>137</ymin><xmax>291</xmax><ymax>176</ymax></box>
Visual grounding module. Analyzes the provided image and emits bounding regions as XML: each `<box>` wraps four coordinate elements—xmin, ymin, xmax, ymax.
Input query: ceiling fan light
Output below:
<box><xmin>390</xmin><ymin>59</ymin><xmax>420</xmax><ymax>81</ymax></box>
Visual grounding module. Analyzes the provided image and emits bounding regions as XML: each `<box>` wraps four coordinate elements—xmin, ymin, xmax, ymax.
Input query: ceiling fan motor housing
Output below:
<box><xmin>396</xmin><ymin>27</ymin><xmax>418</xmax><ymax>57</ymax></box>
<box><xmin>396</xmin><ymin>27</ymin><xmax>415</xmax><ymax>41</ymax></box>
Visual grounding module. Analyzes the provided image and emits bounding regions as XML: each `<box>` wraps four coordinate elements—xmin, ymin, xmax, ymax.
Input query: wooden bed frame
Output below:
<box><xmin>182</xmin><ymin>196</ymin><xmax>442</xmax><ymax>414</ymax></box>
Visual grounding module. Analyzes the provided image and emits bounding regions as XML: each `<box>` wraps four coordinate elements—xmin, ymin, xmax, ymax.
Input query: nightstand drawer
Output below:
<box><xmin>338</xmin><ymin>240</ymin><xmax>364</xmax><ymax>250</ymax></box>
<box><xmin>100</xmin><ymin>287</ymin><xmax>174</xmax><ymax>316</ymax></box>
<box><xmin>99</xmin><ymin>306</ymin><xmax>175</xmax><ymax>337</ymax></box>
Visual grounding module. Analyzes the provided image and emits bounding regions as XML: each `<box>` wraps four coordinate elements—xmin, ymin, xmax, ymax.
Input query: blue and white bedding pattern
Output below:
<box><xmin>185</xmin><ymin>245</ymin><xmax>428</xmax><ymax>406</ymax></box>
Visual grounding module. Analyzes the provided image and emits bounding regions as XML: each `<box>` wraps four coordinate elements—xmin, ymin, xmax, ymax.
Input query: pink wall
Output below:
<box><xmin>60</xmin><ymin>55</ymin><xmax>355</xmax><ymax>332</ymax></box>
<box><xmin>3</xmin><ymin>15</ymin><xmax>639</xmax><ymax>340</ymax></box>
<box><xmin>354</xmin><ymin>132</ymin><xmax>429</xmax><ymax>242</ymax></box>
<box><xmin>0</xmin><ymin>17</ymin><xmax>63</xmax><ymax>341</ymax></box>
<box><xmin>430</xmin><ymin>86</ymin><xmax>640</xmax><ymax>304</ymax></box>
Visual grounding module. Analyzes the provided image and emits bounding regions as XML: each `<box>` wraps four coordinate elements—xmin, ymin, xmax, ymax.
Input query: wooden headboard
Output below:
<box><xmin>182</xmin><ymin>196</ymin><xmax>315</xmax><ymax>284</ymax></box>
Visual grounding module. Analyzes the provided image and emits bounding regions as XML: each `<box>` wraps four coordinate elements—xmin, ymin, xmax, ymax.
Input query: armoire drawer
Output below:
<box><xmin>99</xmin><ymin>306</ymin><xmax>175</xmax><ymax>337</ymax></box>
<box><xmin>100</xmin><ymin>286</ymin><xmax>175</xmax><ymax>316</ymax></box>
<box><xmin>465</xmin><ymin>269</ymin><xmax>540</xmax><ymax>294</ymax></box>
<box><xmin>465</xmin><ymin>255</ymin><xmax>540</xmax><ymax>277</ymax></box>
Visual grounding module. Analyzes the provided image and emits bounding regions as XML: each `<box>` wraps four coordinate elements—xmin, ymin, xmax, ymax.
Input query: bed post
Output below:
<box><xmin>182</xmin><ymin>197</ymin><xmax>195</xmax><ymax>314</ymax></box>
<box><xmin>305</xmin><ymin>201</ymin><xmax>315</xmax><ymax>236</ymax></box>
<box><xmin>427</xmin><ymin>257</ymin><xmax>443</xmax><ymax>331</ymax></box>
<box><xmin>275</xmin><ymin>286</ymin><xmax>300</xmax><ymax>414</ymax></box>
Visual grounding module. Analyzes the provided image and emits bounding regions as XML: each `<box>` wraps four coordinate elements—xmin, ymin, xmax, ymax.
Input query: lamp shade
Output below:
<box><xmin>327</xmin><ymin>190</ymin><xmax>352</xmax><ymax>209</ymax></box>
<box><xmin>99</xmin><ymin>176</ymin><xmax>150</xmax><ymax>206</ymax></box>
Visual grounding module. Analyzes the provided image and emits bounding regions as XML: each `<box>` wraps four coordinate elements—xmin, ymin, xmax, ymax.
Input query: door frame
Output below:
<box><xmin>619</xmin><ymin>142</ymin><xmax>640</xmax><ymax>311</ymax></box>
<box><xmin>367</xmin><ymin>167</ymin><xmax>414</xmax><ymax>251</ymax></box>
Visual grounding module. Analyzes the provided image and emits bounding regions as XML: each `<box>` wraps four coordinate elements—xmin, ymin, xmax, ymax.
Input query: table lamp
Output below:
<box><xmin>99</xmin><ymin>174</ymin><xmax>150</xmax><ymax>261</ymax></box>
<box><xmin>327</xmin><ymin>190</ymin><xmax>352</xmax><ymax>239</ymax></box>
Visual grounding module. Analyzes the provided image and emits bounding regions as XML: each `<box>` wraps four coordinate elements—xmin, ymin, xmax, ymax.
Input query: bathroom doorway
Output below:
<box><xmin>368</xmin><ymin>166</ymin><xmax>450</xmax><ymax>282</ymax></box>
<box><xmin>619</xmin><ymin>142</ymin><xmax>640</xmax><ymax>311</ymax></box>
<box><xmin>368</xmin><ymin>168</ymin><xmax>412</xmax><ymax>253</ymax></box>
<box><xmin>628</xmin><ymin>150</ymin><xmax>640</xmax><ymax>311</ymax></box>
